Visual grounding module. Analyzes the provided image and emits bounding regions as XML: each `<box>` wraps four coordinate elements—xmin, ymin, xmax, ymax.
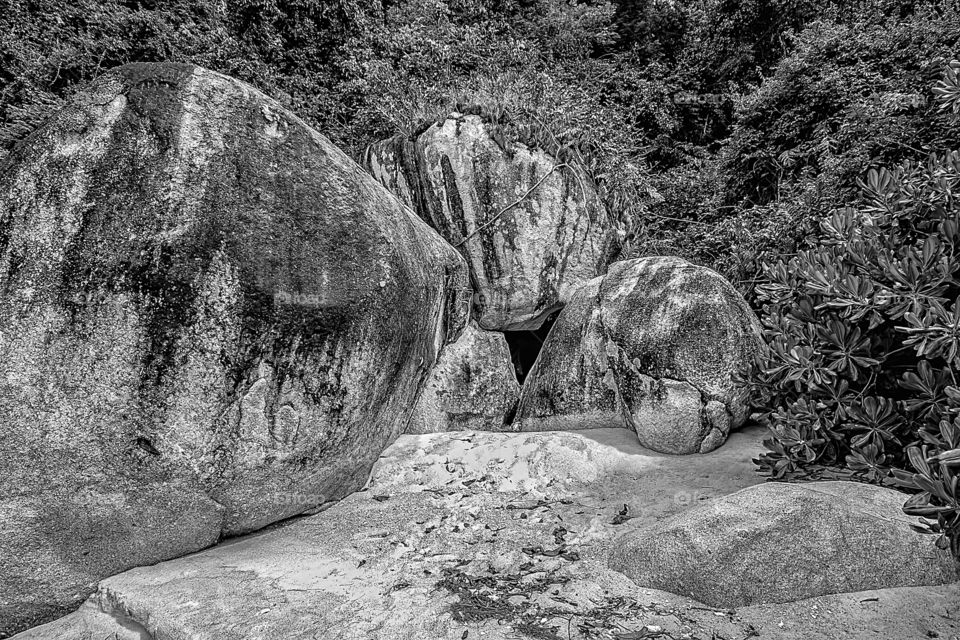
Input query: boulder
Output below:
<box><xmin>0</xmin><ymin>62</ymin><xmax>468</xmax><ymax>634</ymax></box>
<box><xmin>407</xmin><ymin>322</ymin><xmax>519</xmax><ymax>433</ymax></box>
<box><xmin>516</xmin><ymin>256</ymin><xmax>763</xmax><ymax>454</ymax></box>
<box><xmin>364</xmin><ymin>113</ymin><xmax>620</xmax><ymax>331</ymax></box>
<box><xmin>607</xmin><ymin>481</ymin><xmax>960</xmax><ymax>607</ymax></box>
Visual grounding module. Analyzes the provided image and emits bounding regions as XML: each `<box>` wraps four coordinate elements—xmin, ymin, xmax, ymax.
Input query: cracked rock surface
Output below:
<box><xmin>14</xmin><ymin>427</ymin><xmax>960</xmax><ymax>640</ymax></box>
<box><xmin>516</xmin><ymin>256</ymin><xmax>763</xmax><ymax>454</ymax></box>
<box><xmin>0</xmin><ymin>62</ymin><xmax>468</xmax><ymax>635</ymax></box>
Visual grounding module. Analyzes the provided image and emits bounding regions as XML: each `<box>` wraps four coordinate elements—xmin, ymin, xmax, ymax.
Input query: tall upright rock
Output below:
<box><xmin>0</xmin><ymin>62</ymin><xmax>469</xmax><ymax>635</ymax></box>
<box><xmin>365</xmin><ymin>114</ymin><xmax>620</xmax><ymax>331</ymax></box>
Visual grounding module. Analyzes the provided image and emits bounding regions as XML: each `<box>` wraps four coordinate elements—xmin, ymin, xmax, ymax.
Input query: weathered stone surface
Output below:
<box><xmin>516</xmin><ymin>256</ymin><xmax>763</xmax><ymax>454</ymax></box>
<box><xmin>362</xmin><ymin>135</ymin><xmax>418</xmax><ymax>211</ymax></box>
<box><xmin>407</xmin><ymin>322</ymin><xmax>519</xmax><ymax>433</ymax></box>
<box><xmin>364</xmin><ymin>113</ymin><xmax>619</xmax><ymax>331</ymax></box>
<box><xmin>607</xmin><ymin>481</ymin><xmax>960</xmax><ymax>607</ymax></box>
<box><xmin>0</xmin><ymin>483</ymin><xmax>222</xmax><ymax>639</ymax></box>
<box><xmin>9</xmin><ymin>425</ymin><xmax>769</xmax><ymax>640</ymax></box>
<box><xmin>14</xmin><ymin>430</ymin><xmax>960</xmax><ymax>640</ymax></box>
<box><xmin>0</xmin><ymin>62</ymin><xmax>468</xmax><ymax>634</ymax></box>
<box><xmin>370</xmin><ymin>425</ymin><xmax>768</xmax><ymax>506</ymax></box>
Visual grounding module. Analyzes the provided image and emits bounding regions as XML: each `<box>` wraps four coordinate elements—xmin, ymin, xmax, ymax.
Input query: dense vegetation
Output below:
<box><xmin>746</xmin><ymin>146</ymin><xmax>960</xmax><ymax>557</ymax></box>
<box><xmin>2</xmin><ymin>0</ymin><xmax>960</xmax><ymax>555</ymax></box>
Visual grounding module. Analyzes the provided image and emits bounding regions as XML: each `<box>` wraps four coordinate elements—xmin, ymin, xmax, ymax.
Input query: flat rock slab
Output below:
<box><xmin>13</xmin><ymin>427</ymin><xmax>960</xmax><ymax>640</ymax></box>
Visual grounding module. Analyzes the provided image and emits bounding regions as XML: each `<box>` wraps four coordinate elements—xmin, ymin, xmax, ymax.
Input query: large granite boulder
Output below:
<box><xmin>364</xmin><ymin>113</ymin><xmax>620</xmax><ymax>331</ymax></box>
<box><xmin>0</xmin><ymin>62</ymin><xmax>468</xmax><ymax>635</ymax></box>
<box><xmin>607</xmin><ymin>481</ymin><xmax>960</xmax><ymax>607</ymax></box>
<box><xmin>407</xmin><ymin>322</ymin><xmax>519</xmax><ymax>434</ymax></box>
<box><xmin>515</xmin><ymin>256</ymin><xmax>763</xmax><ymax>454</ymax></box>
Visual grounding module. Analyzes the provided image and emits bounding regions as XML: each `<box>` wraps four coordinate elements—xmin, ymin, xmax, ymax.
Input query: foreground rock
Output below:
<box><xmin>365</xmin><ymin>113</ymin><xmax>619</xmax><ymax>331</ymax></box>
<box><xmin>0</xmin><ymin>62</ymin><xmax>467</xmax><ymax>634</ymax></box>
<box><xmin>15</xmin><ymin>429</ymin><xmax>960</xmax><ymax>640</ymax></box>
<box><xmin>407</xmin><ymin>322</ymin><xmax>519</xmax><ymax>433</ymax></box>
<box><xmin>517</xmin><ymin>256</ymin><xmax>763</xmax><ymax>454</ymax></box>
<box><xmin>608</xmin><ymin>481</ymin><xmax>959</xmax><ymax>607</ymax></box>
<box><xmin>14</xmin><ymin>427</ymin><xmax>767</xmax><ymax>640</ymax></box>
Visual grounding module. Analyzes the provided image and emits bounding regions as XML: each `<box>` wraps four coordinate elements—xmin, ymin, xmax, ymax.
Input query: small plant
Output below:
<box><xmin>933</xmin><ymin>59</ymin><xmax>960</xmax><ymax>119</ymax></box>
<box><xmin>744</xmin><ymin>138</ymin><xmax>960</xmax><ymax>557</ymax></box>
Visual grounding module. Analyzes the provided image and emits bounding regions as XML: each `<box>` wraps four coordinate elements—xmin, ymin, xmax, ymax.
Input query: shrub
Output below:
<box><xmin>745</xmin><ymin>63</ymin><xmax>960</xmax><ymax>557</ymax></box>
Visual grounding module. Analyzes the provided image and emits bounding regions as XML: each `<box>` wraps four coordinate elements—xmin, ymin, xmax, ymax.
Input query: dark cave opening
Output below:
<box><xmin>502</xmin><ymin>311</ymin><xmax>558</xmax><ymax>384</ymax></box>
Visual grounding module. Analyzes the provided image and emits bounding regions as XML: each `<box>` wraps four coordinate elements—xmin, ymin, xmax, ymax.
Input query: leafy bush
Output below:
<box><xmin>745</xmin><ymin>63</ymin><xmax>960</xmax><ymax>556</ymax></box>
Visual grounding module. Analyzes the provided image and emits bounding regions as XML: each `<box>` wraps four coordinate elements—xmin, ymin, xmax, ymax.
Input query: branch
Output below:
<box><xmin>453</xmin><ymin>163</ymin><xmax>569</xmax><ymax>248</ymax></box>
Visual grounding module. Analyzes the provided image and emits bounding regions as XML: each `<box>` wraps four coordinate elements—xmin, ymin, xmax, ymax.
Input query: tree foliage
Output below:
<box><xmin>630</xmin><ymin>0</ymin><xmax>960</xmax><ymax>291</ymax></box>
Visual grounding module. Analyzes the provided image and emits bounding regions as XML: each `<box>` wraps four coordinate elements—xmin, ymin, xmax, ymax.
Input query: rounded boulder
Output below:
<box><xmin>517</xmin><ymin>256</ymin><xmax>762</xmax><ymax>454</ymax></box>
